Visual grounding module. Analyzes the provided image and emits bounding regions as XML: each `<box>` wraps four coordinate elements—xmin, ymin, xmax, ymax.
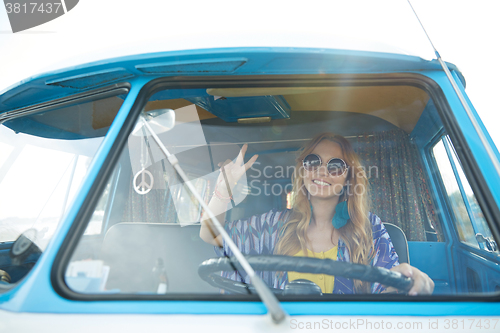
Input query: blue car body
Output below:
<box><xmin>0</xmin><ymin>46</ymin><xmax>499</xmax><ymax>330</ymax></box>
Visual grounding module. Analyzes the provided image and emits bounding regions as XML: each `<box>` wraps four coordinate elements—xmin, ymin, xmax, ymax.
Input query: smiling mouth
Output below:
<box><xmin>313</xmin><ymin>179</ymin><xmax>331</xmax><ymax>186</ymax></box>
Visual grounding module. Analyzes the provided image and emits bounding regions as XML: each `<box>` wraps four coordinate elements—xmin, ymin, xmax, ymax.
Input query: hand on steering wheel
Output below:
<box><xmin>199</xmin><ymin>255</ymin><xmax>415</xmax><ymax>295</ymax></box>
<box><xmin>390</xmin><ymin>263</ymin><xmax>434</xmax><ymax>295</ymax></box>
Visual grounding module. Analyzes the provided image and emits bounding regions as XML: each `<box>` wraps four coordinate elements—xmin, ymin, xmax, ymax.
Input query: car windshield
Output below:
<box><xmin>63</xmin><ymin>79</ymin><xmax>500</xmax><ymax>299</ymax></box>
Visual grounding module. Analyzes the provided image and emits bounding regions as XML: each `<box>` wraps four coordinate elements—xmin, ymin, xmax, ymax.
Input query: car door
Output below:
<box><xmin>431</xmin><ymin>135</ymin><xmax>500</xmax><ymax>293</ymax></box>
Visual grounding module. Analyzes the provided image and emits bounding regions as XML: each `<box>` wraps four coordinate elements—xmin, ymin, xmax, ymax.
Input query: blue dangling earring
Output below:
<box><xmin>309</xmin><ymin>202</ymin><xmax>313</xmax><ymax>225</ymax></box>
<box><xmin>308</xmin><ymin>191</ymin><xmax>312</xmax><ymax>225</ymax></box>
<box><xmin>308</xmin><ymin>190</ymin><xmax>350</xmax><ymax>228</ymax></box>
<box><xmin>332</xmin><ymin>187</ymin><xmax>350</xmax><ymax>229</ymax></box>
<box><xmin>331</xmin><ymin>199</ymin><xmax>350</xmax><ymax>229</ymax></box>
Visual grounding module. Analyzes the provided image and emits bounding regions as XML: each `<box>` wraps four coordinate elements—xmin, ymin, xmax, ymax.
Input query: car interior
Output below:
<box><xmin>1</xmin><ymin>78</ymin><xmax>499</xmax><ymax>298</ymax></box>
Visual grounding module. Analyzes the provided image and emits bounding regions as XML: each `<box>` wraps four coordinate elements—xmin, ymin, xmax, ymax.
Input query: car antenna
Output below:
<box><xmin>407</xmin><ymin>0</ymin><xmax>500</xmax><ymax>178</ymax></box>
<box><xmin>138</xmin><ymin>116</ymin><xmax>287</xmax><ymax>324</ymax></box>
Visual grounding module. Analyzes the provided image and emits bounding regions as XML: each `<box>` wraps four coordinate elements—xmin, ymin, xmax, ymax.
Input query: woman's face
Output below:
<box><xmin>303</xmin><ymin>140</ymin><xmax>348</xmax><ymax>200</ymax></box>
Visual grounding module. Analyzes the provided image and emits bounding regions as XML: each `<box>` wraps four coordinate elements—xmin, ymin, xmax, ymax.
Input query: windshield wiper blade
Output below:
<box><xmin>139</xmin><ymin>116</ymin><xmax>287</xmax><ymax>324</ymax></box>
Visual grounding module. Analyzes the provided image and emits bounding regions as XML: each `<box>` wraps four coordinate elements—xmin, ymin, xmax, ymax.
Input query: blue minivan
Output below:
<box><xmin>0</xmin><ymin>3</ymin><xmax>499</xmax><ymax>331</ymax></box>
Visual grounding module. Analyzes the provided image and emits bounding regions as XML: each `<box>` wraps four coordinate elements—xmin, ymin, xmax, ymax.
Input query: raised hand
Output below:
<box><xmin>215</xmin><ymin>144</ymin><xmax>258</xmax><ymax>197</ymax></box>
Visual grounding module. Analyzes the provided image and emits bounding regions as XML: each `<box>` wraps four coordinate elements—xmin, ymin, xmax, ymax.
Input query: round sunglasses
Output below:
<box><xmin>302</xmin><ymin>153</ymin><xmax>348</xmax><ymax>176</ymax></box>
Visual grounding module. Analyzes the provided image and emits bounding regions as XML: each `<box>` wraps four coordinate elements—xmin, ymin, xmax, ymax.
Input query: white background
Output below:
<box><xmin>411</xmin><ymin>0</ymin><xmax>500</xmax><ymax>148</ymax></box>
<box><xmin>0</xmin><ymin>0</ymin><xmax>499</xmax><ymax>145</ymax></box>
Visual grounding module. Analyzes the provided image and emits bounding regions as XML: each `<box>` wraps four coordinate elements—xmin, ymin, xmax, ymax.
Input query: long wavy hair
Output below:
<box><xmin>274</xmin><ymin>133</ymin><xmax>374</xmax><ymax>293</ymax></box>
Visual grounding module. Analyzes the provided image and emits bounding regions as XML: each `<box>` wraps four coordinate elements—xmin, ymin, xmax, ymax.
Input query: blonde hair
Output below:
<box><xmin>274</xmin><ymin>133</ymin><xmax>374</xmax><ymax>293</ymax></box>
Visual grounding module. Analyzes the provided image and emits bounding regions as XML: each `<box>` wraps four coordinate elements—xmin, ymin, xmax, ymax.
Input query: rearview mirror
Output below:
<box><xmin>131</xmin><ymin>109</ymin><xmax>175</xmax><ymax>136</ymax></box>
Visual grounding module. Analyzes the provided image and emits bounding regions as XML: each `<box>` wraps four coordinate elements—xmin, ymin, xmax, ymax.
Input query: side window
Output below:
<box><xmin>432</xmin><ymin>135</ymin><xmax>498</xmax><ymax>252</ymax></box>
<box><xmin>0</xmin><ymin>94</ymin><xmax>126</xmax><ymax>245</ymax></box>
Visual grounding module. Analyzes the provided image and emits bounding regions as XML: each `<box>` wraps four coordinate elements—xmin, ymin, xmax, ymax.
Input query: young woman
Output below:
<box><xmin>200</xmin><ymin>133</ymin><xmax>434</xmax><ymax>295</ymax></box>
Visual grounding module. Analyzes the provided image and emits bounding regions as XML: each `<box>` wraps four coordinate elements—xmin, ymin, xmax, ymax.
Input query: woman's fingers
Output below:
<box><xmin>244</xmin><ymin>154</ymin><xmax>259</xmax><ymax>171</ymax></box>
<box><xmin>235</xmin><ymin>144</ymin><xmax>248</xmax><ymax>166</ymax></box>
<box><xmin>390</xmin><ymin>263</ymin><xmax>434</xmax><ymax>296</ymax></box>
<box><xmin>409</xmin><ymin>275</ymin><xmax>433</xmax><ymax>296</ymax></box>
<box><xmin>408</xmin><ymin>265</ymin><xmax>434</xmax><ymax>295</ymax></box>
<box><xmin>238</xmin><ymin>144</ymin><xmax>258</xmax><ymax>171</ymax></box>
<box><xmin>217</xmin><ymin>144</ymin><xmax>256</xmax><ymax>185</ymax></box>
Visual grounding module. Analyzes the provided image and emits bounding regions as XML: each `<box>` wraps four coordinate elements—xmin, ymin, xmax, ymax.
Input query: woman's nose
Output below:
<box><xmin>316</xmin><ymin>164</ymin><xmax>329</xmax><ymax>176</ymax></box>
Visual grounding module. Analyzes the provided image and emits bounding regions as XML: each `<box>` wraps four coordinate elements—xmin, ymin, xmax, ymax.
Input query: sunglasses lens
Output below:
<box><xmin>303</xmin><ymin>154</ymin><xmax>321</xmax><ymax>171</ymax></box>
<box><xmin>327</xmin><ymin>158</ymin><xmax>347</xmax><ymax>176</ymax></box>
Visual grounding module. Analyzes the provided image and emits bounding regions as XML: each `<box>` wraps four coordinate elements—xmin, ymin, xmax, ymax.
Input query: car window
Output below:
<box><xmin>0</xmin><ymin>92</ymin><xmax>127</xmax><ymax>284</ymax></box>
<box><xmin>64</xmin><ymin>82</ymin><xmax>499</xmax><ymax>298</ymax></box>
<box><xmin>432</xmin><ymin>136</ymin><xmax>498</xmax><ymax>252</ymax></box>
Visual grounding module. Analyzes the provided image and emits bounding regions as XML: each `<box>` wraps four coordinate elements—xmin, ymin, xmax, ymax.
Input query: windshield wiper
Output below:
<box><xmin>138</xmin><ymin>115</ymin><xmax>287</xmax><ymax>324</ymax></box>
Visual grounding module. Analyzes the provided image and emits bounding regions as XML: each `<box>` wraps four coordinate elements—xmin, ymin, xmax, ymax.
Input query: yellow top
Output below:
<box><xmin>287</xmin><ymin>246</ymin><xmax>338</xmax><ymax>294</ymax></box>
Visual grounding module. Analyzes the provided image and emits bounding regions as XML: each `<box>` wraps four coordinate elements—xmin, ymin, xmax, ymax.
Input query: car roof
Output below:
<box><xmin>0</xmin><ymin>47</ymin><xmax>463</xmax><ymax>114</ymax></box>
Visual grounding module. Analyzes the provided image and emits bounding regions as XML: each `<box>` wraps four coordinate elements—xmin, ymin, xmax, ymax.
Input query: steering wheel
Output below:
<box><xmin>198</xmin><ymin>255</ymin><xmax>413</xmax><ymax>294</ymax></box>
